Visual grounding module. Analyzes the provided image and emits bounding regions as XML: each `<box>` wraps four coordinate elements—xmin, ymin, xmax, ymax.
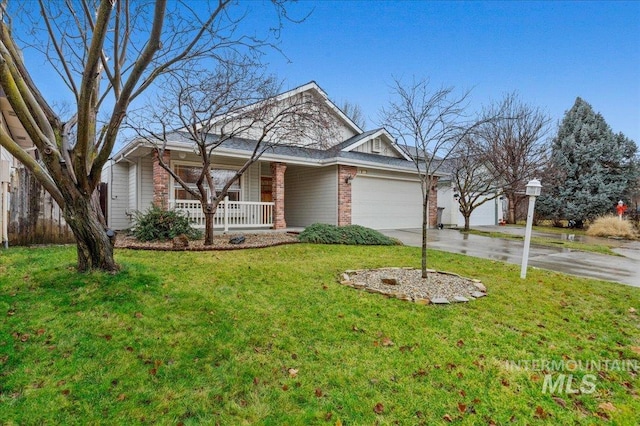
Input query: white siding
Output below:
<box><xmin>140</xmin><ymin>156</ymin><xmax>154</xmax><ymax>210</ymax></box>
<box><xmin>128</xmin><ymin>162</ymin><xmax>137</xmax><ymax>212</ymax></box>
<box><xmin>352</xmin><ymin>139</ymin><xmax>402</xmax><ymax>158</ymax></box>
<box><xmin>285</xmin><ymin>165</ymin><xmax>337</xmax><ymax>227</ymax></box>
<box><xmin>104</xmin><ymin>161</ymin><xmax>130</xmax><ymax>230</ymax></box>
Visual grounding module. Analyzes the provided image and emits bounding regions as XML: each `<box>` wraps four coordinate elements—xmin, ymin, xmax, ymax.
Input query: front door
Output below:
<box><xmin>261</xmin><ymin>176</ymin><xmax>273</xmax><ymax>202</ymax></box>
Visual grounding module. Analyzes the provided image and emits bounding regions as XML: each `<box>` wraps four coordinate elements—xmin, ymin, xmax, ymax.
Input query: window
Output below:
<box><xmin>173</xmin><ymin>165</ymin><xmax>241</xmax><ymax>201</ymax></box>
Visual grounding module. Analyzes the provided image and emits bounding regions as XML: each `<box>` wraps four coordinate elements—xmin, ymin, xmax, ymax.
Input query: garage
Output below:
<box><xmin>351</xmin><ymin>174</ymin><xmax>423</xmax><ymax>229</ymax></box>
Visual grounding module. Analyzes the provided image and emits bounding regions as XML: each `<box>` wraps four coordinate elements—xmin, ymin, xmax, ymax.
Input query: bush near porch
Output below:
<box><xmin>1</xmin><ymin>244</ymin><xmax>639</xmax><ymax>424</ymax></box>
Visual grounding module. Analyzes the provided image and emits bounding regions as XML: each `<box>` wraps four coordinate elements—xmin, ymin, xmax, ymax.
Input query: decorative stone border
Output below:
<box><xmin>339</xmin><ymin>267</ymin><xmax>487</xmax><ymax>305</ymax></box>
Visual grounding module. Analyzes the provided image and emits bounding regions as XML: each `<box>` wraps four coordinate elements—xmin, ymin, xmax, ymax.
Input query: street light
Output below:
<box><xmin>520</xmin><ymin>178</ymin><xmax>542</xmax><ymax>279</ymax></box>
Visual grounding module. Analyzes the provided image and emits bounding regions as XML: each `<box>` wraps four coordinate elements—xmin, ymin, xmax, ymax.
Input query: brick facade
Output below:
<box><xmin>153</xmin><ymin>149</ymin><xmax>171</xmax><ymax>209</ymax></box>
<box><xmin>271</xmin><ymin>162</ymin><xmax>287</xmax><ymax>229</ymax></box>
<box><xmin>338</xmin><ymin>165</ymin><xmax>357</xmax><ymax>226</ymax></box>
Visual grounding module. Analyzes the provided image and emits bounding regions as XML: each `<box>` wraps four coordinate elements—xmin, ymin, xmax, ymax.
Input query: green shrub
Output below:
<box><xmin>132</xmin><ymin>205</ymin><xmax>202</xmax><ymax>241</ymax></box>
<box><xmin>298</xmin><ymin>223</ymin><xmax>400</xmax><ymax>245</ymax></box>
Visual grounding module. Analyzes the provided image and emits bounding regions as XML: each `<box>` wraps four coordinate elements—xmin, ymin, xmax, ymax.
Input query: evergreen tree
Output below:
<box><xmin>537</xmin><ymin>98</ymin><xmax>638</xmax><ymax>227</ymax></box>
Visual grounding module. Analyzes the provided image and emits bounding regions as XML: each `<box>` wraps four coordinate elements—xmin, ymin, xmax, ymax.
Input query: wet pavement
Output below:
<box><xmin>381</xmin><ymin>227</ymin><xmax>640</xmax><ymax>287</ymax></box>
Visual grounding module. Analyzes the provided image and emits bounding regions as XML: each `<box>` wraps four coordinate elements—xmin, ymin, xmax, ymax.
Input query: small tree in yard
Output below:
<box><xmin>449</xmin><ymin>137</ymin><xmax>501</xmax><ymax>231</ymax></box>
<box><xmin>0</xmin><ymin>0</ymin><xmax>299</xmax><ymax>271</ymax></box>
<box><xmin>129</xmin><ymin>62</ymin><xmax>337</xmax><ymax>245</ymax></box>
<box><xmin>477</xmin><ymin>93</ymin><xmax>551</xmax><ymax>224</ymax></box>
<box><xmin>380</xmin><ymin>77</ymin><xmax>489</xmax><ymax>278</ymax></box>
<box><xmin>537</xmin><ymin>97</ymin><xmax>639</xmax><ymax>227</ymax></box>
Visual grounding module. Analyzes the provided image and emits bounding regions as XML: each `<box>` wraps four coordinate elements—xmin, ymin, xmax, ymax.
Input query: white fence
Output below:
<box><xmin>170</xmin><ymin>198</ymin><xmax>274</xmax><ymax>232</ymax></box>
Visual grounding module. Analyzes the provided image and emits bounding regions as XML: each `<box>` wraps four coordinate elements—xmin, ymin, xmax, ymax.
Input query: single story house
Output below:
<box><xmin>104</xmin><ymin>82</ymin><xmax>445</xmax><ymax>231</ymax></box>
<box><xmin>103</xmin><ymin>81</ymin><xmax>499</xmax><ymax>232</ymax></box>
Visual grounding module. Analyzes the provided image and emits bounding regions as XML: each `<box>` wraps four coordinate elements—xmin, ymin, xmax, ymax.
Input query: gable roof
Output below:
<box><xmin>196</xmin><ymin>81</ymin><xmax>364</xmax><ymax>138</ymax></box>
<box><xmin>338</xmin><ymin>128</ymin><xmax>412</xmax><ymax>161</ymax></box>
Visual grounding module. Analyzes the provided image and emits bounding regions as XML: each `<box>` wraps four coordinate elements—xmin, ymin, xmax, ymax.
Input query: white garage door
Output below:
<box><xmin>352</xmin><ymin>176</ymin><xmax>423</xmax><ymax>229</ymax></box>
<box><xmin>458</xmin><ymin>196</ymin><xmax>497</xmax><ymax>226</ymax></box>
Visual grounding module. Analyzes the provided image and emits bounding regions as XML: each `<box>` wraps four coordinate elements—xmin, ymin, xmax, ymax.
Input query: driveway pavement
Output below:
<box><xmin>381</xmin><ymin>227</ymin><xmax>640</xmax><ymax>287</ymax></box>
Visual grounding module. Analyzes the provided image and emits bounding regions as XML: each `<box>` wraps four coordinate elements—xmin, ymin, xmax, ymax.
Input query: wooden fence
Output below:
<box><xmin>8</xmin><ymin>167</ymin><xmax>75</xmax><ymax>246</ymax></box>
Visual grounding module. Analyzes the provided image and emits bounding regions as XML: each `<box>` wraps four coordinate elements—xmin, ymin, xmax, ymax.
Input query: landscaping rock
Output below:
<box><xmin>473</xmin><ymin>281</ymin><xmax>487</xmax><ymax>292</ymax></box>
<box><xmin>338</xmin><ymin>267</ymin><xmax>486</xmax><ymax>306</ymax></box>
<box><xmin>471</xmin><ymin>291</ymin><xmax>487</xmax><ymax>298</ymax></box>
<box><xmin>229</xmin><ymin>235</ymin><xmax>246</xmax><ymax>245</ymax></box>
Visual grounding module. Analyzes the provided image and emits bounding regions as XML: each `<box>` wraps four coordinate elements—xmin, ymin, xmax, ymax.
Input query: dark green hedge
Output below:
<box><xmin>132</xmin><ymin>205</ymin><xmax>202</xmax><ymax>241</ymax></box>
<box><xmin>297</xmin><ymin>223</ymin><xmax>400</xmax><ymax>246</ymax></box>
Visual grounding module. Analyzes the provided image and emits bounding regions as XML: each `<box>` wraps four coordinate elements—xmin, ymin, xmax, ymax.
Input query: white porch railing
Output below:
<box><xmin>169</xmin><ymin>197</ymin><xmax>275</xmax><ymax>232</ymax></box>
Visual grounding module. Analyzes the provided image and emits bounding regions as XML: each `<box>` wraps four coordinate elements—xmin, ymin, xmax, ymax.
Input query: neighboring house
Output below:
<box><xmin>437</xmin><ymin>177</ymin><xmax>505</xmax><ymax>228</ymax></box>
<box><xmin>103</xmin><ymin>82</ymin><xmax>443</xmax><ymax>232</ymax></box>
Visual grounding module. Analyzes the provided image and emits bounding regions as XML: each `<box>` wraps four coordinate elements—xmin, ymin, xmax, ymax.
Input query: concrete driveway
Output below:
<box><xmin>382</xmin><ymin>227</ymin><xmax>640</xmax><ymax>287</ymax></box>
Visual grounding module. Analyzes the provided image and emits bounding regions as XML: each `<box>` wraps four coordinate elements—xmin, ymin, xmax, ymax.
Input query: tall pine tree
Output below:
<box><xmin>538</xmin><ymin>97</ymin><xmax>638</xmax><ymax>227</ymax></box>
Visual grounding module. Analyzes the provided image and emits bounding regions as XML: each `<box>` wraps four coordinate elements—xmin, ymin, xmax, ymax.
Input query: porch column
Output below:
<box><xmin>153</xmin><ymin>149</ymin><xmax>171</xmax><ymax>209</ymax></box>
<box><xmin>271</xmin><ymin>162</ymin><xmax>287</xmax><ymax>229</ymax></box>
<box><xmin>429</xmin><ymin>176</ymin><xmax>439</xmax><ymax>228</ymax></box>
<box><xmin>338</xmin><ymin>165</ymin><xmax>357</xmax><ymax>226</ymax></box>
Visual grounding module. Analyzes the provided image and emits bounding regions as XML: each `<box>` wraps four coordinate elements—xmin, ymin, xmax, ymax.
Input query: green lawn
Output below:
<box><xmin>1</xmin><ymin>244</ymin><xmax>639</xmax><ymax>424</ymax></box>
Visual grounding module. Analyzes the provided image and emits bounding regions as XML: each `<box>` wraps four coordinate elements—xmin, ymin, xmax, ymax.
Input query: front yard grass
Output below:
<box><xmin>1</xmin><ymin>244</ymin><xmax>639</xmax><ymax>424</ymax></box>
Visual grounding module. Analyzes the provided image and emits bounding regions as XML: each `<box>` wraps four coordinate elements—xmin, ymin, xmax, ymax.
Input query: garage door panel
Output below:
<box><xmin>352</xmin><ymin>176</ymin><xmax>422</xmax><ymax>229</ymax></box>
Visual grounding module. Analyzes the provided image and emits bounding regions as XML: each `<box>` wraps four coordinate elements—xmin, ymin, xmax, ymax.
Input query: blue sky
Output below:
<box><xmin>256</xmin><ymin>0</ymin><xmax>639</xmax><ymax>142</ymax></box>
<box><xmin>19</xmin><ymin>0</ymin><xmax>640</xmax><ymax>144</ymax></box>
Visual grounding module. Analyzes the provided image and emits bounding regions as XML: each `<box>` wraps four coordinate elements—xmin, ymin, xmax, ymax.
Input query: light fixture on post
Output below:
<box><xmin>520</xmin><ymin>178</ymin><xmax>542</xmax><ymax>279</ymax></box>
<box><xmin>345</xmin><ymin>174</ymin><xmax>354</xmax><ymax>185</ymax></box>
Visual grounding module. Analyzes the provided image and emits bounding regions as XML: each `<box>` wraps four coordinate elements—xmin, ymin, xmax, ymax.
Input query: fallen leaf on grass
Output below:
<box><xmin>282</xmin><ymin>384</ymin><xmax>289</xmax><ymax>391</ymax></box>
<box><xmin>456</xmin><ymin>339</ymin><xmax>464</xmax><ymax>347</ymax></box>
<box><xmin>458</xmin><ymin>403</ymin><xmax>466</xmax><ymax>413</ymax></box>
<box><xmin>315</xmin><ymin>388</ymin><xmax>323</xmax><ymax>397</ymax></box>
<box><xmin>442</xmin><ymin>414</ymin><xmax>453</xmax><ymax>422</ymax></box>
<box><xmin>381</xmin><ymin>337</ymin><xmax>394</xmax><ymax>347</ymax></box>
<box><xmin>533</xmin><ymin>405</ymin><xmax>548</xmax><ymax>419</ymax></box>
<box><xmin>629</xmin><ymin>307</ymin><xmax>636</xmax><ymax>313</ymax></box>
<box><xmin>553</xmin><ymin>397</ymin><xmax>567</xmax><ymax>408</ymax></box>
<box><xmin>598</xmin><ymin>402</ymin><xmax>616</xmax><ymax>412</ymax></box>
<box><xmin>373</xmin><ymin>402</ymin><xmax>384</xmax><ymax>414</ymax></box>
<box><xmin>288</xmin><ymin>368</ymin><xmax>298</xmax><ymax>378</ymax></box>
<box><xmin>630</xmin><ymin>346</ymin><xmax>640</xmax><ymax>355</ymax></box>
<box><xmin>117</xmin><ymin>393</ymin><xmax>126</xmax><ymax>401</ymax></box>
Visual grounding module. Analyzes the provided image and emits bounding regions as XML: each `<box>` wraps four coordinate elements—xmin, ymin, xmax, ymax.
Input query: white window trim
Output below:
<box><xmin>169</xmin><ymin>160</ymin><xmax>243</xmax><ymax>203</ymax></box>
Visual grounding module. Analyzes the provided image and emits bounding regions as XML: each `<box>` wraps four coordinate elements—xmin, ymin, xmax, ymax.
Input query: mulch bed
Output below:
<box><xmin>114</xmin><ymin>232</ymin><xmax>299</xmax><ymax>251</ymax></box>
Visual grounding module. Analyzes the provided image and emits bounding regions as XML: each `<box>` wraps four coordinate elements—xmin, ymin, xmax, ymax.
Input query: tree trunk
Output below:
<box><xmin>62</xmin><ymin>193</ymin><xmax>118</xmax><ymax>273</ymax></box>
<box><xmin>421</xmin><ymin>197</ymin><xmax>428</xmax><ymax>279</ymax></box>
<box><xmin>463</xmin><ymin>214</ymin><xmax>471</xmax><ymax>231</ymax></box>
<box><xmin>204</xmin><ymin>210</ymin><xmax>214</xmax><ymax>245</ymax></box>
<box><xmin>507</xmin><ymin>193</ymin><xmax>517</xmax><ymax>224</ymax></box>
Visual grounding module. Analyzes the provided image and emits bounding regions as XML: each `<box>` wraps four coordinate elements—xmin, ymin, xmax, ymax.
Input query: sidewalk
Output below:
<box><xmin>381</xmin><ymin>227</ymin><xmax>640</xmax><ymax>287</ymax></box>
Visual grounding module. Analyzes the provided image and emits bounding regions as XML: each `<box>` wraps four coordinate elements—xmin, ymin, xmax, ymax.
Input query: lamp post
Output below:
<box><xmin>520</xmin><ymin>178</ymin><xmax>542</xmax><ymax>279</ymax></box>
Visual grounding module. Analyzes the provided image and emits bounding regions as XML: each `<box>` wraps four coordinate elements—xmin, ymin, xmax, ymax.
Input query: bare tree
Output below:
<box><xmin>478</xmin><ymin>93</ymin><xmax>551</xmax><ymax>223</ymax></box>
<box><xmin>338</xmin><ymin>100</ymin><xmax>366</xmax><ymax>129</ymax></box>
<box><xmin>129</xmin><ymin>61</ymin><xmax>337</xmax><ymax>245</ymax></box>
<box><xmin>0</xmin><ymin>0</ymin><xmax>298</xmax><ymax>272</ymax></box>
<box><xmin>380</xmin><ymin>77</ymin><xmax>485</xmax><ymax>278</ymax></box>
<box><xmin>449</xmin><ymin>137</ymin><xmax>501</xmax><ymax>231</ymax></box>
